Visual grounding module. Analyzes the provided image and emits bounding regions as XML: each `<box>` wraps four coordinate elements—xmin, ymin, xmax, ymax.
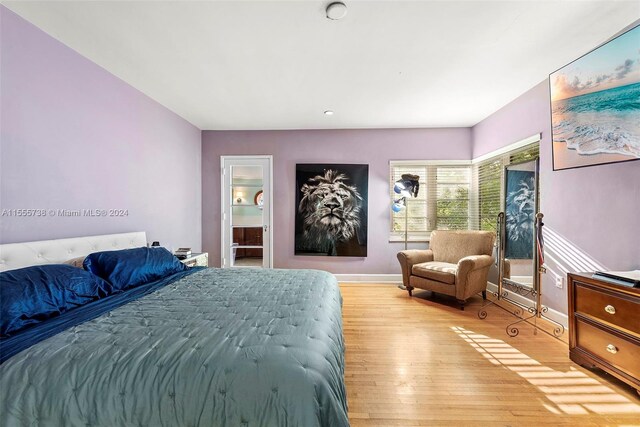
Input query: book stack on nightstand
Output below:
<box><xmin>174</xmin><ymin>247</ymin><xmax>192</xmax><ymax>259</ymax></box>
<box><xmin>178</xmin><ymin>252</ymin><xmax>208</xmax><ymax>267</ymax></box>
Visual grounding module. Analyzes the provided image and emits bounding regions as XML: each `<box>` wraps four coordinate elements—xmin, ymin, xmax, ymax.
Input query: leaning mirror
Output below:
<box><xmin>503</xmin><ymin>159</ymin><xmax>538</xmax><ymax>291</ymax></box>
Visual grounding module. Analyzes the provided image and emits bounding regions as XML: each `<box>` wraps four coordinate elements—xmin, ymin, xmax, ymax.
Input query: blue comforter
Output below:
<box><xmin>0</xmin><ymin>268</ymin><xmax>349</xmax><ymax>426</ymax></box>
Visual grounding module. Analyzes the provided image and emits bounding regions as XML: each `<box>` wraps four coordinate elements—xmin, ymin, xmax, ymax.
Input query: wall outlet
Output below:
<box><xmin>555</xmin><ymin>276</ymin><xmax>564</xmax><ymax>289</ymax></box>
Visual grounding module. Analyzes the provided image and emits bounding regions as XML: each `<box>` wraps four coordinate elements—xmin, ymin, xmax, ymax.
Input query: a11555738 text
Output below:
<box><xmin>1</xmin><ymin>208</ymin><xmax>129</xmax><ymax>217</ymax></box>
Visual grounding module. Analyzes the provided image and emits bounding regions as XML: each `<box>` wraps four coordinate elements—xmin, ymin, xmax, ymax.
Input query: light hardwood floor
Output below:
<box><xmin>340</xmin><ymin>284</ymin><xmax>640</xmax><ymax>426</ymax></box>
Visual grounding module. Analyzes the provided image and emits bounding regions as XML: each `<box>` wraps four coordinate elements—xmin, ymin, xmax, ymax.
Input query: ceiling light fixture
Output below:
<box><xmin>324</xmin><ymin>110</ymin><xmax>334</xmax><ymax>116</ymax></box>
<box><xmin>326</xmin><ymin>2</ymin><xmax>348</xmax><ymax>20</ymax></box>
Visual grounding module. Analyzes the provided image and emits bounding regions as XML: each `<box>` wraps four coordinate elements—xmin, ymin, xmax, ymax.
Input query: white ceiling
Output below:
<box><xmin>3</xmin><ymin>1</ymin><xmax>639</xmax><ymax>130</ymax></box>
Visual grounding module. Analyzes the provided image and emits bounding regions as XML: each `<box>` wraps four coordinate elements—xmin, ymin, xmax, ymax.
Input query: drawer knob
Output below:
<box><xmin>606</xmin><ymin>344</ymin><xmax>618</xmax><ymax>354</ymax></box>
<box><xmin>604</xmin><ymin>305</ymin><xmax>616</xmax><ymax>315</ymax></box>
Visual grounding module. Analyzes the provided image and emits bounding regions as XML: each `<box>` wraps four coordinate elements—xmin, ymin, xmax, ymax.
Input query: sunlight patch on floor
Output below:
<box><xmin>451</xmin><ymin>326</ymin><xmax>640</xmax><ymax>416</ymax></box>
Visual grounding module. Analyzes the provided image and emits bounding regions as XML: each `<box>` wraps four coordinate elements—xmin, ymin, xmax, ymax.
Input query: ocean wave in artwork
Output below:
<box><xmin>552</xmin><ymin>82</ymin><xmax>640</xmax><ymax>158</ymax></box>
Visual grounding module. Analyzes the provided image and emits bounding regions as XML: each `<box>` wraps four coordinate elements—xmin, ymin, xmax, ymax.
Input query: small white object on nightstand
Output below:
<box><xmin>180</xmin><ymin>252</ymin><xmax>208</xmax><ymax>267</ymax></box>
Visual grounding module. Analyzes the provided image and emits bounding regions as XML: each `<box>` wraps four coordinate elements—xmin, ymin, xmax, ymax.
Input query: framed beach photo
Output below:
<box><xmin>549</xmin><ymin>24</ymin><xmax>640</xmax><ymax>171</ymax></box>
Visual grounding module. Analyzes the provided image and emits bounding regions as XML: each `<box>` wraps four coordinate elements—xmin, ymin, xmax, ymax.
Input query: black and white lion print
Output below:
<box><xmin>297</xmin><ymin>169</ymin><xmax>363</xmax><ymax>255</ymax></box>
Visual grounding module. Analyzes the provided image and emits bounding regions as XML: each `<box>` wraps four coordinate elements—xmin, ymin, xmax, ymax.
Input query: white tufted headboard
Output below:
<box><xmin>0</xmin><ymin>232</ymin><xmax>147</xmax><ymax>272</ymax></box>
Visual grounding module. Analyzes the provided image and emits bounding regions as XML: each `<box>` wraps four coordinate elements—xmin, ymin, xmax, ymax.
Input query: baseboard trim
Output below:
<box><xmin>486</xmin><ymin>281</ymin><xmax>568</xmax><ymax>328</ymax></box>
<box><xmin>335</xmin><ymin>274</ymin><xmax>402</xmax><ymax>284</ymax></box>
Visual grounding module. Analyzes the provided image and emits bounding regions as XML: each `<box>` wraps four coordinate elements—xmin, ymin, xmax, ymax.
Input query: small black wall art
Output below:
<box><xmin>295</xmin><ymin>164</ymin><xmax>368</xmax><ymax>257</ymax></box>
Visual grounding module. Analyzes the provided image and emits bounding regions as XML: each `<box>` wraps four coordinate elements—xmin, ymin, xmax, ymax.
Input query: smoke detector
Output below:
<box><xmin>326</xmin><ymin>2</ymin><xmax>348</xmax><ymax>20</ymax></box>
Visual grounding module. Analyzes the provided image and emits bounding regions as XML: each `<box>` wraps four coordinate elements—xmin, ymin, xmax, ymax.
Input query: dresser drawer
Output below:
<box><xmin>575</xmin><ymin>281</ymin><xmax>640</xmax><ymax>335</ymax></box>
<box><xmin>575</xmin><ymin>318</ymin><xmax>640</xmax><ymax>380</ymax></box>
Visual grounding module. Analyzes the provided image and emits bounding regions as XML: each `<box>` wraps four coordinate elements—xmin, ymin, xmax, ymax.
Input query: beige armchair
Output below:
<box><xmin>397</xmin><ymin>230</ymin><xmax>495</xmax><ymax>310</ymax></box>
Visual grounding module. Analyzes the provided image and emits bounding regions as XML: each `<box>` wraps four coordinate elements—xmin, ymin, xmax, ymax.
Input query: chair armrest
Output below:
<box><xmin>397</xmin><ymin>250</ymin><xmax>434</xmax><ymax>286</ymax></box>
<box><xmin>457</xmin><ymin>254</ymin><xmax>494</xmax><ymax>273</ymax></box>
<box><xmin>456</xmin><ymin>254</ymin><xmax>494</xmax><ymax>300</ymax></box>
<box><xmin>503</xmin><ymin>258</ymin><xmax>511</xmax><ymax>279</ymax></box>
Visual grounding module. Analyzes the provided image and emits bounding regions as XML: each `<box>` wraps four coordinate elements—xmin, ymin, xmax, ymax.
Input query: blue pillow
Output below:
<box><xmin>0</xmin><ymin>264</ymin><xmax>113</xmax><ymax>337</ymax></box>
<box><xmin>83</xmin><ymin>247</ymin><xmax>187</xmax><ymax>291</ymax></box>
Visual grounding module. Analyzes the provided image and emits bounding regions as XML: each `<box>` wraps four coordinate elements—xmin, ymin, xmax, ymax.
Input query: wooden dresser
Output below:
<box><xmin>568</xmin><ymin>273</ymin><xmax>640</xmax><ymax>393</ymax></box>
<box><xmin>233</xmin><ymin>227</ymin><xmax>263</xmax><ymax>258</ymax></box>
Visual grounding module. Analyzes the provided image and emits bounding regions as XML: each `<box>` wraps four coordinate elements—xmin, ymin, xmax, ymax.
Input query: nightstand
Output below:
<box><xmin>180</xmin><ymin>252</ymin><xmax>208</xmax><ymax>267</ymax></box>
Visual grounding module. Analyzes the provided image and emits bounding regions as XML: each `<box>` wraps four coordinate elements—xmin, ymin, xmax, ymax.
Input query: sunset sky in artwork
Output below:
<box><xmin>550</xmin><ymin>25</ymin><xmax>640</xmax><ymax>102</ymax></box>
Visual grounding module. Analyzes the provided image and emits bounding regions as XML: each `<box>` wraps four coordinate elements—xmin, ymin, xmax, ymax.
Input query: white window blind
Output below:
<box><xmin>390</xmin><ymin>162</ymin><xmax>471</xmax><ymax>240</ymax></box>
<box><xmin>435</xmin><ymin>165</ymin><xmax>471</xmax><ymax>230</ymax></box>
<box><xmin>470</xmin><ymin>143</ymin><xmax>540</xmax><ymax>231</ymax></box>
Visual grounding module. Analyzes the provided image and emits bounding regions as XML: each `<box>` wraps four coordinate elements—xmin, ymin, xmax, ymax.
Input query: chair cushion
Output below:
<box><xmin>412</xmin><ymin>261</ymin><xmax>457</xmax><ymax>285</ymax></box>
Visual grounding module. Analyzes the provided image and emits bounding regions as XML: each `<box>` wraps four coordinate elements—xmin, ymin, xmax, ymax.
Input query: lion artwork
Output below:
<box><xmin>296</xmin><ymin>169</ymin><xmax>363</xmax><ymax>256</ymax></box>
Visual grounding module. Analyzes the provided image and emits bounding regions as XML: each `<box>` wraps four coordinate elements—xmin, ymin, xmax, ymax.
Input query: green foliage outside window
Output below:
<box><xmin>479</xmin><ymin>160</ymin><xmax>501</xmax><ymax>232</ymax></box>
<box><xmin>437</xmin><ymin>187</ymin><xmax>469</xmax><ymax>230</ymax></box>
<box><xmin>510</xmin><ymin>148</ymin><xmax>539</xmax><ymax>164</ymax></box>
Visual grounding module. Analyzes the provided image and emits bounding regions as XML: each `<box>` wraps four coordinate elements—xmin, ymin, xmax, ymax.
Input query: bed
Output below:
<box><xmin>0</xmin><ymin>232</ymin><xmax>349</xmax><ymax>427</ymax></box>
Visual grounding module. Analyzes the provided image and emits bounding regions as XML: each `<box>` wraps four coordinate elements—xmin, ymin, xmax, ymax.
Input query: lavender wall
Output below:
<box><xmin>0</xmin><ymin>7</ymin><xmax>202</xmax><ymax>251</ymax></box>
<box><xmin>202</xmin><ymin>129</ymin><xmax>472</xmax><ymax>272</ymax></box>
<box><xmin>473</xmin><ymin>80</ymin><xmax>640</xmax><ymax>313</ymax></box>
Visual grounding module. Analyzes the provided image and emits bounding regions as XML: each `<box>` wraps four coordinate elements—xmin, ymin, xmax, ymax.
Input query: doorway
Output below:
<box><xmin>220</xmin><ymin>156</ymin><xmax>272</xmax><ymax>268</ymax></box>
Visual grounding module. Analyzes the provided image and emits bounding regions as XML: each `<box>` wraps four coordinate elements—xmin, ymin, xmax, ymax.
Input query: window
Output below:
<box><xmin>476</xmin><ymin>158</ymin><xmax>502</xmax><ymax>231</ymax></box>
<box><xmin>389</xmin><ymin>136</ymin><xmax>540</xmax><ymax>240</ymax></box>
<box><xmin>471</xmin><ymin>143</ymin><xmax>540</xmax><ymax>232</ymax></box>
<box><xmin>435</xmin><ymin>166</ymin><xmax>470</xmax><ymax>230</ymax></box>
<box><xmin>389</xmin><ymin>162</ymin><xmax>471</xmax><ymax>241</ymax></box>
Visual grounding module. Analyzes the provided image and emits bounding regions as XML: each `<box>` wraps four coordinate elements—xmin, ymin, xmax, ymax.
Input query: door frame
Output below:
<box><xmin>220</xmin><ymin>155</ymin><xmax>273</xmax><ymax>268</ymax></box>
